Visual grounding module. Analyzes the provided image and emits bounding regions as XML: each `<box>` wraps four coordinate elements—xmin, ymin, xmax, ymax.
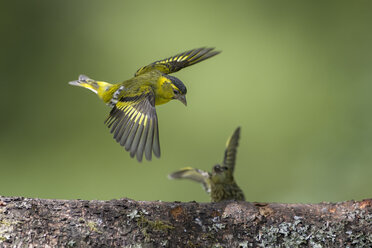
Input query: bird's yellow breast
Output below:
<box><xmin>155</xmin><ymin>97</ymin><xmax>172</xmax><ymax>105</ymax></box>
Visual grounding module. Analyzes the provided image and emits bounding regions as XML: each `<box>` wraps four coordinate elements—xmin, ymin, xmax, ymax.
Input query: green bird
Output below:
<box><xmin>69</xmin><ymin>47</ymin><xmax>220</xmax><ymax>162</ymax></box>
<box><xmin>169</xmin><ymin>127</ymin><xmax>245</xmax><ymax>202</ymax></box>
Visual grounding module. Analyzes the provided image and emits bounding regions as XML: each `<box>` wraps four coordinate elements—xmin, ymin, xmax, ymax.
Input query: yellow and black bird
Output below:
<box><xmin>168</xmin><ymin>127</ymin><xmax>245</xmax><ymax>202</ymax></box>
<box><xmin>69</xmin><ymin>47</ymin><xmax>220</xmax><ymax>162</ymax></box>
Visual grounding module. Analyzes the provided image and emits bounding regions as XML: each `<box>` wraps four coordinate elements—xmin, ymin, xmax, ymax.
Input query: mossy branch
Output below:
<box><xmin>0</xmin><ymin>196</ymin><xmax>371</xmax><ymax>247</ymax></box>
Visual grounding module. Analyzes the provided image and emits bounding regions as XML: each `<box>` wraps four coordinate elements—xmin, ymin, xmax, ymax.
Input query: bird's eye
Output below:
<box><xmin>173</xmin><ymin>89</ymin><xmax>179</xmax><ymax>95</ymax></box>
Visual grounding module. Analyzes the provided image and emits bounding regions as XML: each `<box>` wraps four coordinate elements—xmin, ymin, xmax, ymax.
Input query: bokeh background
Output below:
<box><xmin>1</xmin><ymin>0</ymin><xmax>372</xmax><ymax>203</ymax></box>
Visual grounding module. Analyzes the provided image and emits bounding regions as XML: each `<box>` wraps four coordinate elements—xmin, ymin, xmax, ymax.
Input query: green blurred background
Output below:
<box><xmin>1</xmin><ymin>0</ymin><xmax>372</xmax><ymax>203</ymax></box>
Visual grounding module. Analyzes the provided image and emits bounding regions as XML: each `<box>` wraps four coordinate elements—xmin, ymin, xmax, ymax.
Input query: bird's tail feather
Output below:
<box><xmin>68</xmin><ymin>74</ymin><xmax>99</xmax><ymax>94</ymax></box>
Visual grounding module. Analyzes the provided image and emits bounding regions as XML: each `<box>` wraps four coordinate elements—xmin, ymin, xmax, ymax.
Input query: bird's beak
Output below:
<box><xmin>176</xmin><ymin>95</ymin><xmax>187</xmax><ymax>106</ymax></box>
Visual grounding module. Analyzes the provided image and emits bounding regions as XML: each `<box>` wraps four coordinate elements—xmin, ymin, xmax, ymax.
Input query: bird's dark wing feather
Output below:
<box><xmin>222</xmin><ymin>127</ymin><xmax>241</xmax><ymax>172</ymax></box>
<box><xmin>135</xmin><ymin>47</ymin><xmax>220</xmax><ymax>76</ymax></box>
<box><xmin>168</xmin><ymin>167</ymin><xmax>212</xmax><ymax>194</ymax></box>
<box><xmin>104</xmin><ymin>88</ymin><xmax>160</xmax><ymax>162</ymax></box>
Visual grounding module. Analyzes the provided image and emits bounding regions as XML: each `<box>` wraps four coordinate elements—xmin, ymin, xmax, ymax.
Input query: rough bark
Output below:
<box><xmin>0</xmin><ymin>196</ymin><xmax>371</xmax><ymax>247</ymax></box>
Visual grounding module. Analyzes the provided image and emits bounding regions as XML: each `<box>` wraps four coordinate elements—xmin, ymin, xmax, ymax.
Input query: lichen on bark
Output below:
<box><xmin>0</xmin><ymin>197</ymin><xmax>371</xmax><ymax>247</ymax></box>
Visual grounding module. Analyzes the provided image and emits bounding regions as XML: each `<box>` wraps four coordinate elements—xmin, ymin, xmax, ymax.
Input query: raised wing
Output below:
<box><xmin>135</xmin><ymin>47</ymin><xmax>220</xmax><ymax>76</ymax></box>
<box><xmin>104</xmin><ymin>88</ymin><xmax>160</xmax><ymax>162</ymax></box>
<box><xmin>168</xmin><ymin>167</ymin><xmax>211</xmax><ymax>194</ymax></box>
<box><xmin>222</xmin><ymin>127</ymin><xmax>241</xmax><ymax>172</ymax></box>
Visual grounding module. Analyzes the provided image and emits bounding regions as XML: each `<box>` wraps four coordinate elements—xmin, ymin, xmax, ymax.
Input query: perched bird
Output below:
<box><xmin>169</xmin><ymin>127</ymin><xmax>245</xmax><ymax>202</ymax></box>
<box><xmin>69</xmin><ymin>47</ymin><xmax>220</xmax><ymax>162</ymax></box>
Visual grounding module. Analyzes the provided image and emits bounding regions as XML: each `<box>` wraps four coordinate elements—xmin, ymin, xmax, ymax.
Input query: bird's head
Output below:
<box><xmin>211</xmin><ymin>164</ymin><xmax>231</xmax><ymax>183</ymax></box>
<box><xmin>161</xmin><ymin>75</ymin><xmax>187</xmax><ymax>106</ymax></box>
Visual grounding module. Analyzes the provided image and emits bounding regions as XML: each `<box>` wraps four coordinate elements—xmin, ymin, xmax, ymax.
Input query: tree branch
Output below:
<box><xmin>0</xmin><ymin>196</ymin><xmax>371</xmax><ymax>247</ymax></box>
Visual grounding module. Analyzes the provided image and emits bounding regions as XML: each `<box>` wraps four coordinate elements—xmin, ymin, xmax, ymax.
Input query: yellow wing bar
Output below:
<box><xmin>168</xmin><ymin>167</ymin><xmax>211</xmax><ymax>193</ymax></box>
<box><xmin>135</xmin><ymin>47</ymin><xmax>220</xmax><ymax>76</ymax></box>
<box><xmin>104</xmin><ymin>90</ymin><xmax>160</xmax><ymax>162</ymax></box>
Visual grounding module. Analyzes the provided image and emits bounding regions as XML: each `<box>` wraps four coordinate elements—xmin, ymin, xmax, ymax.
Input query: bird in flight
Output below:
<box><xmin>69</xmin><ymin>47</ymin><xmax>220</xmax><ymax>162</ymax></box>
<box><xmin>169</xmin><ymin>127</ymin><xmax>245</xmax><ymax>202</ymax></box>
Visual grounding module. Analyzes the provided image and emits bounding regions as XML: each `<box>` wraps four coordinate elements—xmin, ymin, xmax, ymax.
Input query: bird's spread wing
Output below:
<box><xmin>135</xmin><ymin>47</ymin><xmax>220</xmax><ymax>76</ymax></box>
<box><xmin>222</xmin><ymin>127</ymin><xmax>241</xmax><ymax>172</ymax></box>
<box><xmin>168</xmin><ymin>167</ymin><xmax>212</xmax><ymax>194</ymax></box>
<box><xmin>104</xmin><ymin>88</ymin><xmax>160</xmax><ymax>162</ymax></box>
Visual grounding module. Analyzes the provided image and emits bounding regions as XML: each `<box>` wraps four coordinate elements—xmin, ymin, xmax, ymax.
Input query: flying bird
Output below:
<box><xmin>169</xmin><ymin>127</ymin><xmax>245</xmax><ymax>202</ymax></box>
<box><xmin>69</xmin><ymin>47</ymin><xmax>220</xmax><ymax>162</ymax></box>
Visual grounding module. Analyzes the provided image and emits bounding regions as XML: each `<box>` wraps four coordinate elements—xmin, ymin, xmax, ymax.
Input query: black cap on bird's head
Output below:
<box><xmin>212</xmin><ymin>164</ymin><xmax>228</xmax><ymax>174</ymax></box>
<box><xmin>164</xmin><ymin>75</ymin><xmax>187</xmax><ymax>106</ymax></box>
<box><xmin>166</xmin><ymin>75</ymin><xmax>187</xmax><ymax>94</ymax></box>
